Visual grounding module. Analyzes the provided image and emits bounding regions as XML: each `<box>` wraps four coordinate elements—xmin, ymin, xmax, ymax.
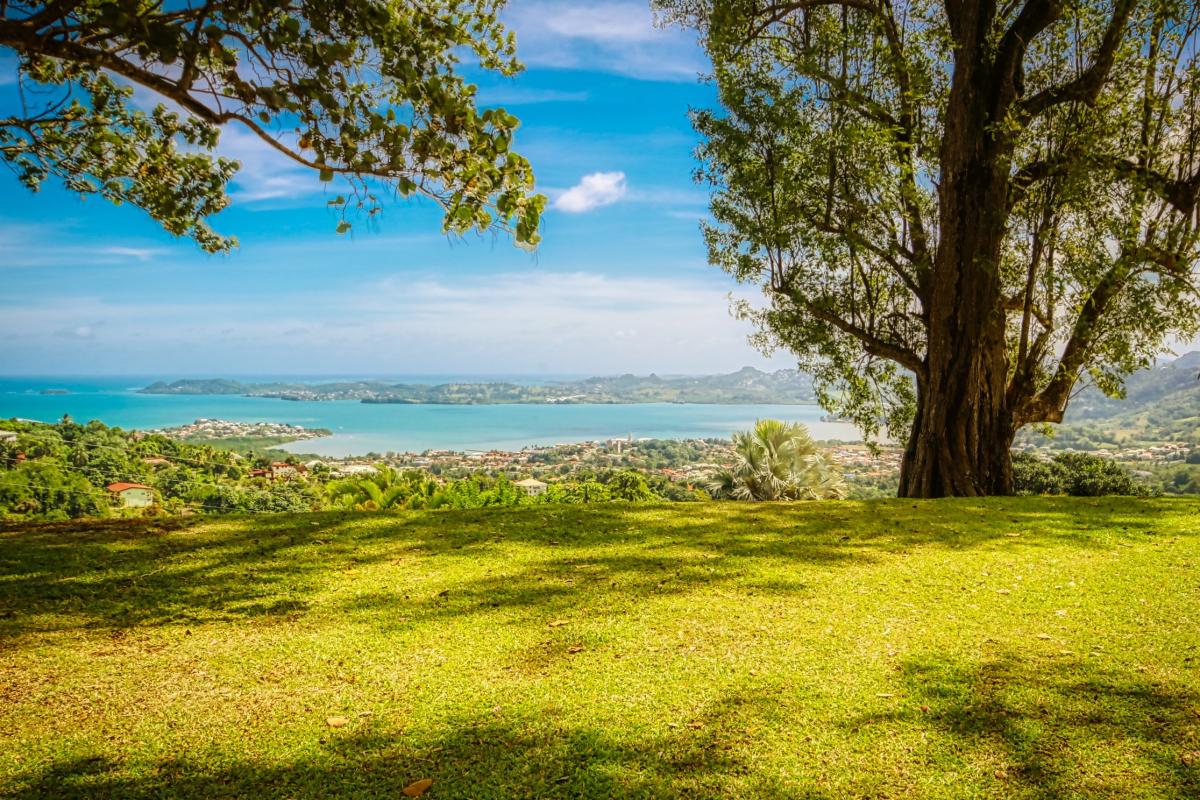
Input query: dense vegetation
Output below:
<box><xmin>0</xmin><ymin>419</ymin><xmax>708</xmax><ymax>521</ymax></box>
<box><xmin>4</xmin><ymin>415</ymin><xmax>1171</xmax><ymax>519</ymax></box>
<box><xmin>1012</xmin><ymin>453</ymin><xmax>1153</xmax><ymax>497</ymax></box>
<box><xmin>326</xmin><ymin>464</ymin><xmax>680</xmax><ymax>512</ymax></box>
<box><xmin>2</xmin><ymin>499</ymin><xmax>1197</xmax><ymax>798</ymax></box>
<box><xmin>0</xmin><ymin>418</ymin><xmax>319</xmax><ymax>518</ymax></box>
<box><xmin>524</xmin><ymin>439</ymin><xmax>729</xmax><ymax>474</ymax></box>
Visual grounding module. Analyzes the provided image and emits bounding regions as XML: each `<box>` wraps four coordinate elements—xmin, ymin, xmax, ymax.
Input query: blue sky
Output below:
<box><xmin>0</xmin><ymin>1</ymin><xmax>791</xmax><ymax>377</ymax></box>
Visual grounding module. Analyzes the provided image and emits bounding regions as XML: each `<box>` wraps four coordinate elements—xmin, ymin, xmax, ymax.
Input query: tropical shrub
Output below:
<box><xmin>706</xmin><ymin>420</ymin><xmax>846</xmax><ymax>501</ymax></box>
<box><xmin>1012</xmin><ymin>452</ymin><xmax>1151</xmax><ymax>497</ymax></box>
<box><xmin>607</xmin><ymin>470</ymin><xmax>657</xmax><ymax>502</ymax></box>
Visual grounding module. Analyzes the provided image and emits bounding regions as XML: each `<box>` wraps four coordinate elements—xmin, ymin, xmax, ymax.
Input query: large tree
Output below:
<box><xmin>658</xmin><ymin>0</ymin><xmax>1200</xmax><ymax>496</ymax></box>
<box><xmin>0</xmin><ymin>1</ymin><xmax>544</xmax><ymax>251</ymax></box>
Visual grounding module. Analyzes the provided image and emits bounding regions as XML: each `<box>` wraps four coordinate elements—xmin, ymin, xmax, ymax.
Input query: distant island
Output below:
<box><xmin>139</xmin><ymin>367</ymin><xmax>819</xmax><ymax>405</ymax></box>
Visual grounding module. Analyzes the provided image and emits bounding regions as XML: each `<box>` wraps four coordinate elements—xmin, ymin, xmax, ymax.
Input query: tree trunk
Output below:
<box><xmin>898</xmin><ymin>205</ymin><xmax>1016</xmax><ymax>497</ymax></box>
<box><xmin>898</xmin><ymin>19</ymin><xmax>1019</xmax><ymax>498</ymax></box>
<box><xmin>898</xmin><ymin>342</ymin><xmax>1015</xmax><ymax>497</ymax></box>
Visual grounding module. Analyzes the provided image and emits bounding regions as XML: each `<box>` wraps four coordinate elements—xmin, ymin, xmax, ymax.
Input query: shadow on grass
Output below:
<box><xmin>849</xmin><ymin>650</ymin><xmax>1200</xmax><ymax>798</ymax></box>
<box><xmin>6</xmin><ymin>689</ymin><xmax>825</xmax><ymax>800</ymax></box>
<box><xmin>8</xmin><ymin>652</ymin><xmax>1198</xmax><ymax>798</ymax></box>
<box><xmin>0</xmin><ymin>498</ymin><xmax>1188</xmax><ymax>639</ymax></box>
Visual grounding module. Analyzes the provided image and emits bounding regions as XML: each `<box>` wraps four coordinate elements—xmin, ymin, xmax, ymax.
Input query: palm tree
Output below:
<box><xmin>707</xmin><ymin>419</ymin><xmax>847</xmax><ymax>501</ymax></box>
<box><xmin>327</xmin><ymin>466</ymin><xmax>439</xmax><ymax>511</ymax></box>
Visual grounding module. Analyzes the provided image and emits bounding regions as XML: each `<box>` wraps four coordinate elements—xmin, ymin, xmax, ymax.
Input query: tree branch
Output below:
<box><xmin>1012</xmin><ymin>151</ymin><xmax>1200</xmax><ymax>216</ymax></box>
<box><xmin>876</xmin><ymin>0</ymin><xmax>933</xmax><ymax>276</ymax></box>
<box><xmin>1017</xmin><ymin>254</ymin><xmax>1138</xmax><ymax>424</ymax></box>
<box><xmin>1018</xmin><ymin>0</ymin><xmax>1137</xmax><ymax>119</ymax></box>
<box><xmin>743</xmin><ymin>0</ymin><xmax>880</xmax><ymax>43</ymax></box>
<box><xmin>0</xmin><ymin>21</ymin><xmax>473</xmax><ymax>216</ymax></box>
<box><xmin>785</xmin><ymin>288</ymin><xmax>927</xmax><ymax>377</ymax></box>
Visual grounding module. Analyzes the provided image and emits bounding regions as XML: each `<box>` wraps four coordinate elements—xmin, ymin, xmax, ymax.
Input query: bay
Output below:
<box><xmin>0</xmin><ymin>376</ymin><xmax>862</xmax><ymax>456</ymax></box>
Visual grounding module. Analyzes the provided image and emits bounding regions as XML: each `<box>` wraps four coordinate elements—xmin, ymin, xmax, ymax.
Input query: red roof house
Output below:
<box><xmin>106</xmin><ymin>482</ymin><xmax>155</xmax><ymax>508</ymax></box>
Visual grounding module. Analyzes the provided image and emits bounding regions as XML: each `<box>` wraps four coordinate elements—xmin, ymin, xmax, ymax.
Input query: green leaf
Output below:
<box><xmin>1</xmin><ymin>1</ymin><xmax>541</xmax><ymax>254</ymax></box>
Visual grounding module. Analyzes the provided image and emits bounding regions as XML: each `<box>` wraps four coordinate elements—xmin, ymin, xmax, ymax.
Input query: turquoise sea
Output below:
<box><xmin>0</xmin><ymin>376</ymin><xmax>861</xmax><ymax>456</ymax></box>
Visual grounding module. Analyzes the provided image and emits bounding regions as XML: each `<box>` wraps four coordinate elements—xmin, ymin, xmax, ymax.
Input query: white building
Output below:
<box><xmin>107</xmin><ymin>482</ymin><xmax>155</xmax><ymax>508</ymax></box>
<box><xmin>514</xmin><ymin>478</ymin><xmax>548</xmax><ymax>497</ymax></box>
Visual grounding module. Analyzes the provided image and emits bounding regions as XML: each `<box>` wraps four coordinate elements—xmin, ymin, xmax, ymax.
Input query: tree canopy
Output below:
<box><xmin>659</xmin><ymin>0</ymin><xmax>1200</xmax><ymax>495</ymax></box>
<box><xmin>0</xmin><ymin>1</ymin><xmax>545</xmax><ymax>251</ymax></box>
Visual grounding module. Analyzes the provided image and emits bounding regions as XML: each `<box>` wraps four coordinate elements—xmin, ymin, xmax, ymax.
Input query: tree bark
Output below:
<box><xmin>898</xmin><ymin>346</ymin><xmax>1016</xmax><ymax>497</ymax></box>
<box><xmin>898</xmin><ymin>7</ymin><xmax>1020</xmax><ymax>497</ymax></box>
<box><xmin>898</xmin><ymin>194</ymin><xmax>1017</xmax><ymax>496</ymax></box>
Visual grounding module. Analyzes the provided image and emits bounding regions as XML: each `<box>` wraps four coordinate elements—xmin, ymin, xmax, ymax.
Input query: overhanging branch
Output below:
<box><xmin>1018</xmin><ymin>0</ymin><xmax>1137</xmax><ymax>119</ymax></box>
<box><xmin>1012</xmin><ymin>152</ymin><xmax>1200</xmax><ymax>216</ymax></box>
<box><xmin>785</xmin><ymin>288</ymin><xmax>927</xmax><ymax>377</ymax></box>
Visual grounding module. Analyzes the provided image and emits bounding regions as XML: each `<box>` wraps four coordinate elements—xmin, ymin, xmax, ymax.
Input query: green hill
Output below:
<box><xmin>138</xmin><ymin>367</ymin><xmax>819</xmax><ymax>404</ymax></box>
<box><xmin>2</xmin><ymin>499</ymin><xmax>1198</xmax><ymax>798</ymax></box>
<box><xmin>1070</xmin><ymin>351</ymin><xmax>1200</xmax><ymax>419</ymax></box>
<box><xmin>1015</xmin><ymin>352</ymin><xmax>1200</xmax><ymax>450</ymax></box>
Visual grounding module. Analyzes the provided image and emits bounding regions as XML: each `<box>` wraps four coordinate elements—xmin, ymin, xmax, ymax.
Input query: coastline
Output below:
<box><xmin>136</xmin><ymin>367</ymin><xmax>821</xmax><ymax>406</ymax></box>
<box><xmin>2</xmin><ymin>378</ymin><xmax>864</xmax><ymax>457</ymax></box>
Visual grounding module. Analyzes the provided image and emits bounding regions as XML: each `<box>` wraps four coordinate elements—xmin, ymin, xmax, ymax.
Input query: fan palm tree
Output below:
<box><xmin>707</xmin><ymin>419</ymin><xmax>847</xmax><ymax>501</ymax></box>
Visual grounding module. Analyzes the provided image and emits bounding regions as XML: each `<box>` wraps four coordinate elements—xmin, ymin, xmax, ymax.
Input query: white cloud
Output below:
<box><xmin>505</xmin><ymin>1</ymin><xmax>706</xmax><ymax>81</ymax></box>
<box><xmin>542</xmin><ymin>6</ymin><xmax>663</xmax><ymax>42</ymax></box>
<box><xmin>55</xmin><ymin>325</ymin><xmax>98</xmax><ymax>340</ymax></box>
<box><xmin>322</xmin><ymin>270</ymin><xmax>774</xmax><ymax>374</ymax></box>
<box><xmin>553</xmin><ymin>171</ymin><xmax>628</xmax><ymax>213</ymax></box>
<box><xmin>0</xmin><ymin>271</ymin><xmax>783</xmax><ymax>375</ymax></box>
<box><xmin>0</xmin><ymin>221</ymin><xmax>170</xmax><ymax>268</ymax></box>
<box><xmin>477</xmin><ymin>86</ymin><xmax>590</xmax><ymax>105</ymax></box>
<box><xmin>99</xmin><ymin>246</ymin><xmax>166</xmax><ymax>262</ymax></box>
<box><xmin>217</xmin><ymin>126</ymin><xmax>323</xmax><ymax>204</ymax></box>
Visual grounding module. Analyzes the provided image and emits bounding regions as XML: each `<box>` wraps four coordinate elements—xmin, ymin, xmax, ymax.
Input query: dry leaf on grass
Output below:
<box><xmin>567</xmin><ymin>645</ymin><xmax>585</xmax><ymax>654</ymax></box>
<box><xmin>325</xmin><ymin>716</ymin><xmax>348</xmax><ymax>728</ymax></box>
<box><xmin>548</xmin><ymin>620</ymin><xmax>570</xmax><ymax>628</ymax></box>
<box><xmin>403</xmin><ymin>778</ymin><xmax>434</xmax><ymax>796</ymax></box>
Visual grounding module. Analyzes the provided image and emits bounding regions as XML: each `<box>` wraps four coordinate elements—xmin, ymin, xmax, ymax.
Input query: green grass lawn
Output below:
<box><xmin>2</xmin><ymin>499</ymin><xmax>1199</xmax><ymax>799</ymax></box>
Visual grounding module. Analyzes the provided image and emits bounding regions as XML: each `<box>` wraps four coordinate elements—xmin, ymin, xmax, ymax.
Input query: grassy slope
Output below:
<box><xmin>1</xmin><ymin>499</ymin><xmax>1198</xmax><ymax>799</ymax></box>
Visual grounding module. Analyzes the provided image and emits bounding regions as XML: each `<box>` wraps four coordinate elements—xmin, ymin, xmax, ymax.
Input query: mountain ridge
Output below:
<box><xmin>139</xmin><ymin>367</ymin><xmax>820</xmax><ymax>405</ymax></box>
